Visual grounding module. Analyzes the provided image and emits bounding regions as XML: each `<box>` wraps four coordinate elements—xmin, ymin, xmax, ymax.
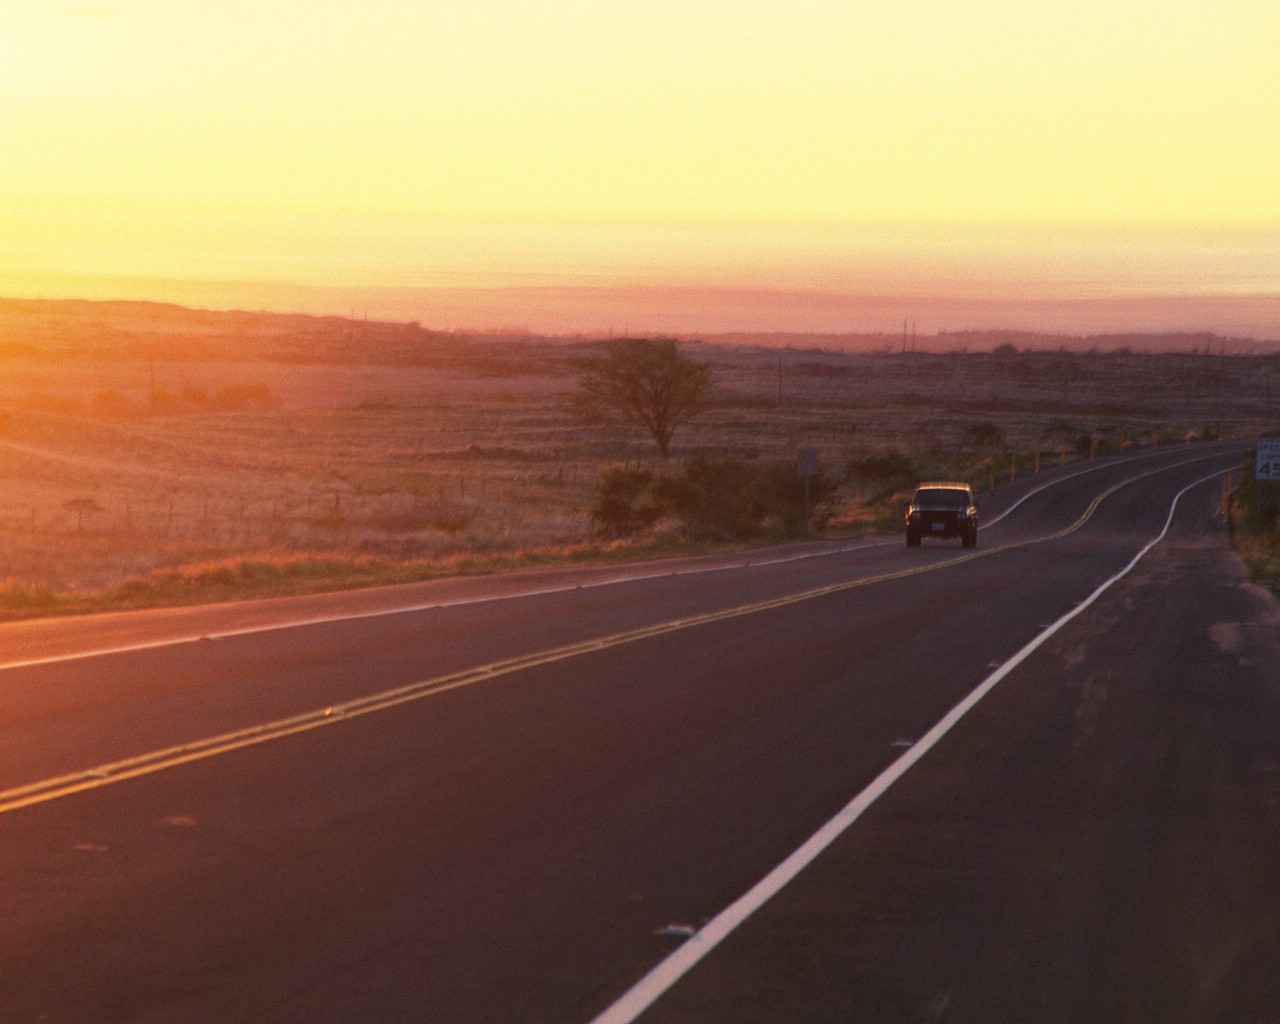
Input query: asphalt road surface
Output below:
<box><xmin>1</xmin><ymin>441</ymin><xmax>1275</xmax><ymax>1024</ymax></box>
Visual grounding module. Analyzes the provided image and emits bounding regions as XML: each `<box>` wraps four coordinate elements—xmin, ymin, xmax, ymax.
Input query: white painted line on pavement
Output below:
<box><xmin>0</xmin><ymin>560</ymin><xmax>837</xmax><ymax>671</ymax></box>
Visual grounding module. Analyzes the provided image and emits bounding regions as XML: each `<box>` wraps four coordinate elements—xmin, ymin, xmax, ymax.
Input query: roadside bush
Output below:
<box><xmin>756</xmin><ymin>462</ymin><xmax>842</xmax><ymax>536</ymax></box>
<box><xmin>590</xmin><ymin>467</ymin><xmax>660</xmax><ymax>539</ymax></box>
<box><xmin>589</xmin><ymin>456</ymin><xmax>841</xmax><ymax>542</ymax></box>
<box><xmin>655</xmin><ymin>456</ymin><xmax>763</xmax><ymax>540</ymax></box>
<box><xmin>1233</xmin><ymin>450</ymin><xmax>1280</xmax><ymax>594</ymax></box>
<box><xmin>1237</xmin><ymin>452</ymin><xmax>1280</xmax><ymax>531</ymax></box>
<box><xmin>0</xmin><ymin>578</ymin><xmax>57</xmax><ymax>614</ymax></box>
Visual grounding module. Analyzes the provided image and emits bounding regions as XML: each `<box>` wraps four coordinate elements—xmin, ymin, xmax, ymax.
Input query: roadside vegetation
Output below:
<box><xmin>1231</xmin><ymin>446</ymin><xmax>1280</xmax><ymax>593</ymax></box>
<box><xmin>1</xmin><ymin>299</ymin><xmax>1277</xmax><ymax>620</ymax></box>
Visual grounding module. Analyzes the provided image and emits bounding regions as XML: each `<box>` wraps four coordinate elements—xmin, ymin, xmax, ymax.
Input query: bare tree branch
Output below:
<box><xmin>572</xmin><ymin>338</ymin><xmax>712</xmax><ymax>459</ymax></box>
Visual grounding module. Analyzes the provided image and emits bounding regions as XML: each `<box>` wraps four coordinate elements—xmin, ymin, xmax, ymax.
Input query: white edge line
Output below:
<box><xmin>587</xmin><ymin>467</ymin><xmax>1226</xmax><ymax>1024</ymax></box>
<box><xmin>0</xmin><ymin>545</ymin><xmax>889</xmax><ymax>671</ymax></box>
<box><xmin>2</xmin><ymin>446</ymin><xmax>1240</xmax><ymax>671</ymax></box>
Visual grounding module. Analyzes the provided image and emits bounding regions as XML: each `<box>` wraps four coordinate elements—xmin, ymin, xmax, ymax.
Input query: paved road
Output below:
<box><xmin>0</xmin><ymin>442</ymin><xmax>1272</xmax><ymax>1023</ymax></box>
<box><xmin>628</xmin><ymin>448</ymin><xmax>1280</xmax><ymax>1024</ymax></box>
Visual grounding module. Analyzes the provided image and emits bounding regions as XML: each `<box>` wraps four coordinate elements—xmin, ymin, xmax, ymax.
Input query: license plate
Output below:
<box><xmin>931</xmin><ymin>522</ymin><xmax>946</xmax><ymax>532</ymax></box>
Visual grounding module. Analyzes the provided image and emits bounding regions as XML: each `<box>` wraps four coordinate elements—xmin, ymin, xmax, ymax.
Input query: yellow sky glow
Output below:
<box><xmin>2</xmin><ymin>0</ymin><xmax>1278</xmax><ymax>332</ymax></box>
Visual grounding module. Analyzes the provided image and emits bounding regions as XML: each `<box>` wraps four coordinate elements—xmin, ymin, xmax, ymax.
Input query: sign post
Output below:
<box><xmin>798</xmin><ymin>449</ymin><xmax>818</xmax><ymax>535</ymax></box>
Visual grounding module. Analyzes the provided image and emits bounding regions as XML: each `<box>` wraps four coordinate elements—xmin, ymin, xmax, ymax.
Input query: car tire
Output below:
<box><xmin>962</xmin><ymin>527</ymin><xmax>977</xmax><ymax>548</ymax></box>
<box><xmin>906</xmin><ymin>528</ymin><xmax>921</xmax><ymax>547</ymax></box>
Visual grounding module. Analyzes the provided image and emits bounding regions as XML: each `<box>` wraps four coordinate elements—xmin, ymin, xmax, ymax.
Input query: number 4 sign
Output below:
<box><xmin>1257</xmin><ymin>439</ymin><xmax>1280</xmax><ymax>481</ymax></box>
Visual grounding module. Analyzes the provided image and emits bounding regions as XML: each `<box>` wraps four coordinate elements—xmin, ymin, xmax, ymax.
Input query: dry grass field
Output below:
<box><xmin>1</xmin><ymin>298</ymin><xmax>1277</xmax><ymax>618</ymax></box>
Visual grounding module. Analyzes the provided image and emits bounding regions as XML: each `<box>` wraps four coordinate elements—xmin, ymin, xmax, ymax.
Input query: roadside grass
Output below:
<box><xmin>1229</xmin><ymin>448</ymin><xmax>1280</xmax><ymax>594</ymax></box>
<box><xmin>0</xmin><ymin>529</ymin><xmax>878</xmax><ymax>619</ymax></box>
<box><xmin>1233</xmin><ymin>532</ymin><xmax>1280</xmax><ymax>593</ymax></box>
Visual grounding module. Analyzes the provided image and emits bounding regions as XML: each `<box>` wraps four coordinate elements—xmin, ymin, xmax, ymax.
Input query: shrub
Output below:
<box><xmin>0</xmin><ymin>578</ymin><xmax>57</xmax><ymax>613</ymax></box>
<box><xmin>756</xmin><ymin>462</ymin><xmax>842</xmax><ymax>536</ymax></box>
<box><xmin>590</xmin><ymin>467</ymin><xmax>661</xmax><ymax>539</ymax></box>
<box><xmin>1237</xmin><ymin>452</ymin><xmax>1280</xmax><ymax>530</ymax></box>
<box><xmin>655</xmin><ymin>456</ymin><xmax>764</xmax><ymax>540</ymax></box>
<box><xmin>591</xmin><ymin>456</ymin><xmax>842</xmax><ymax>542</ymax></box>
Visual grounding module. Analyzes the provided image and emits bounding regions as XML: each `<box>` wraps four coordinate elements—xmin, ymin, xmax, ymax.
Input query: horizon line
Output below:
<box><xmin>3</xmin><ymin>278</ymin><xmax>1280</xmax><ymax>342</ymax></box>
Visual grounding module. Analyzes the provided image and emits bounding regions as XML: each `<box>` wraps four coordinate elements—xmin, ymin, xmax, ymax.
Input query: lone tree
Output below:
<box><xmin>572</xmin><ymin>338</ymin><xmax>712</xmax><ymax>460</ymax></box>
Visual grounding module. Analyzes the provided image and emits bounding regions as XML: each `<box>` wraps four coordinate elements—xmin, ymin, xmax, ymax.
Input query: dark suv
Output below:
<box><xmin>905</xmin><ymin>482</ymin><xmax>978</xmax><ymax>548</ymax></box>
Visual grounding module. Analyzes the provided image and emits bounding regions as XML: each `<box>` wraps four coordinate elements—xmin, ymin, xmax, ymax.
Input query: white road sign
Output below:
<box><xmin>1256</xmin><ymin>439</ymin><xmax>1280</xmax><ymax>481</ymax></box>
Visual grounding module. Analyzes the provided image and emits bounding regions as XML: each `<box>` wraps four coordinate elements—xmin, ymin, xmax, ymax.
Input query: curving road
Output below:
<box><xmin>1</xmin><ymin>441</ymin><xmax>1276</xmax><ymax>1023</ymax></box>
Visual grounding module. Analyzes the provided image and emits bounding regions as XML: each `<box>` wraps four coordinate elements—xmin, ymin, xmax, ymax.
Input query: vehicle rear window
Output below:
<box><xmin>915</xmin><ymin>489</ymin><xmax>968</xmax><ymax>506</ymax></box>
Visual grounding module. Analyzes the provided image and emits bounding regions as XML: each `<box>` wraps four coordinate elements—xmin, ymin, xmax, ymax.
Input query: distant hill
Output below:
<box><xmin>240</xmin><ymin>283</ymin><xmax>1279</xmax><ymax>343</ymax></box>
<box><xmin>710</xmin><ymin>329</ymin><xmax>1279</xmax><ymax>356</ymax></box>
<box><xmin>2</xmin><ymin>295</ymin><xmax>1278</xmax><ymax>359</ymax></box>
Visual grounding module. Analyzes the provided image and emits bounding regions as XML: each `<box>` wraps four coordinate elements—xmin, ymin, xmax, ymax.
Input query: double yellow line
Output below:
<box><xmin>0</xmin><ymin>455</ymin><xmax>1221</xmax><ymax>817</ymax></box>
<box><xmin>0</xmin><ymin>555</ymin><xmax>973</xmax><ymax>816</ymax></box>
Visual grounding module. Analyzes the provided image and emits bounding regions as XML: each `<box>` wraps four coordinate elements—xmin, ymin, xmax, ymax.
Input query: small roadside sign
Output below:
<box><xmin>1256</xmin><ymin>439</ymin><xmax>1280</xmax><ymax>482</ymax></box>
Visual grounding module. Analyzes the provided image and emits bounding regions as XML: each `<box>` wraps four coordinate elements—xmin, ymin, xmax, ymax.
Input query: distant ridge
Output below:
<box><xmin>707</xmin><ymin>329</ymin><xmax>1279</xmax><ymax>356</ymax></box>
<box><xmin>216</xmin><ymin>284</ymin><xmax>1280</xmax><ymax>342</ymax></box>
<box><xmin>2</xmin><ymin>294</ymin><xmax>1278</xmax><ymax>355</ymax></box>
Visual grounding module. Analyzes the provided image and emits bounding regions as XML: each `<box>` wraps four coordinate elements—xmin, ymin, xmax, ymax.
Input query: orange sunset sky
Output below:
<box><xmin>2</xmin><ymin>1</ymin><xmax>1278</xmax><ymax>336</ymax></box>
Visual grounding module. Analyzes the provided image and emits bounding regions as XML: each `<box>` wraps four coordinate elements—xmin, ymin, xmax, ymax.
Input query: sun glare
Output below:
<box><xmin>2</xmin><ymin>0</ymin><xmax>1278</xmax><ymax>331</ymax></box>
